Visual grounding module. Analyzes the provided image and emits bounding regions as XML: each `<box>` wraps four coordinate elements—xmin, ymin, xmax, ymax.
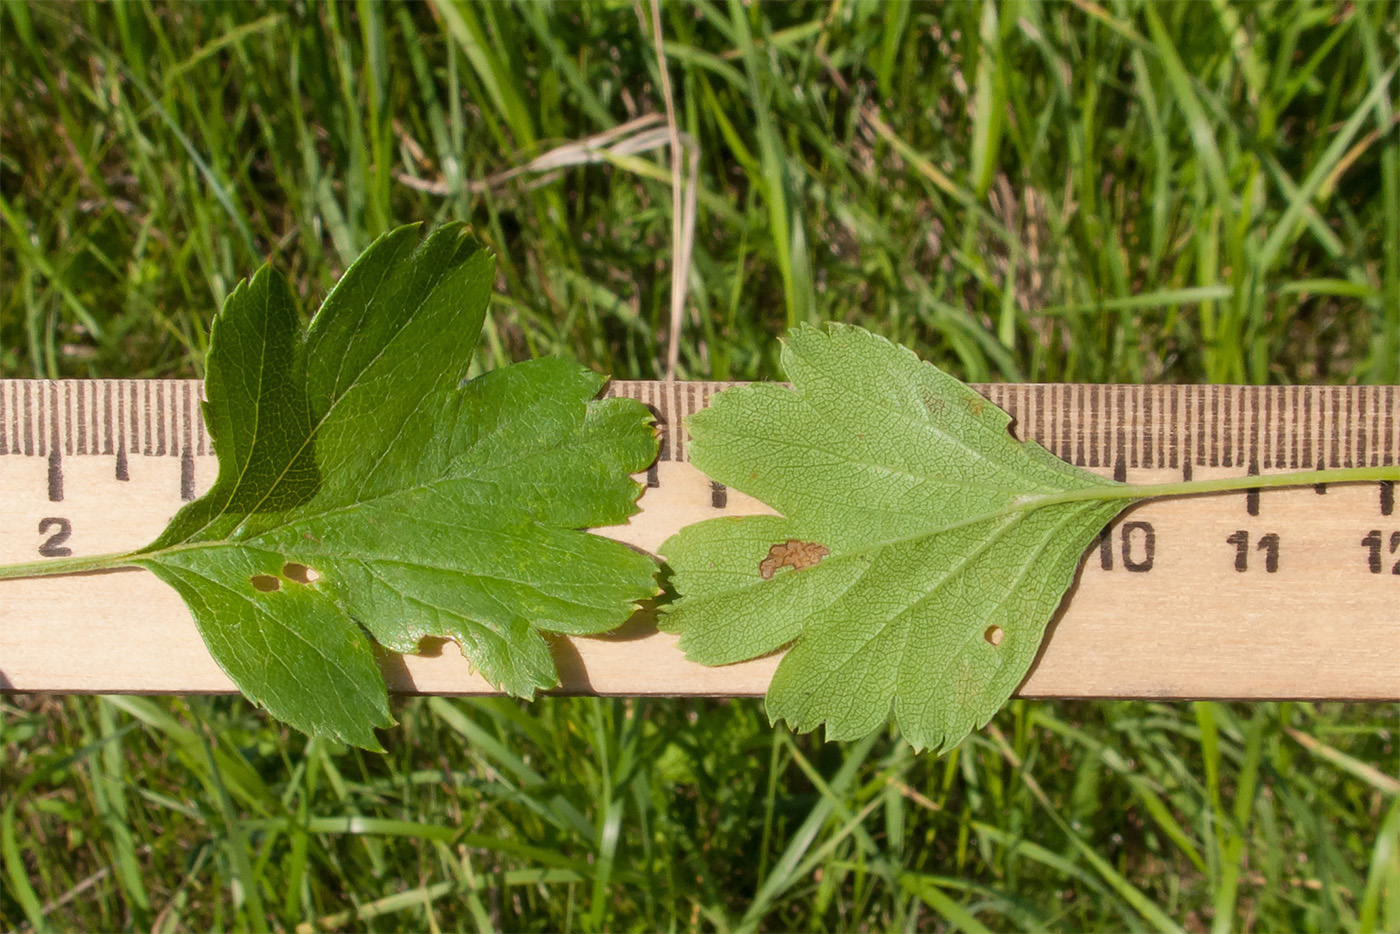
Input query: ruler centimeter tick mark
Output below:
<box><xmin>1</xmin><ymin>379</ymin><xmax>1397</xmax><ymax>700</ymax></box>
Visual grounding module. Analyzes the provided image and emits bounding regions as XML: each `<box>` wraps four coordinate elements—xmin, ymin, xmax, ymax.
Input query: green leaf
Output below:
<box><xmin>133</xmin><ymin>224</ymin><xmax>659</xmax><ymax>749</ymax></box>
<box><xmin>660</xmin><ymin>323</ymin><xmax>1131</xmax><ymax>753</ymax></box>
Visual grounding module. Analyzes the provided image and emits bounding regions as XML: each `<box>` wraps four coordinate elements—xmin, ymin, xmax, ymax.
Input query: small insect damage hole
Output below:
<box><xmin>250</xmin><ymin>574</ymin><xmax>281</xmax><ymax>593</ymax></box>
<box><xmin>282</xmin><ymin>562</ymin><xmax>320</xmax><ymax>584</ymax></box>
<box><xmin>984</xmin><ymin>625</ymin><xmax>1004</xmax><ymax>647</ymax></box>
<box><xmin>759</xmin><ymin>539</ymin><xmax>831</xmax><ymax>580</ymax></box>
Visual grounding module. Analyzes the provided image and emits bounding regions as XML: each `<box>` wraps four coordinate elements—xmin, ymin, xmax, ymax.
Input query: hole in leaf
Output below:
<box><xmin>282</xmin><ymin>562</ymin><xmax>319</xmax><ymax>584</ymax></box>
<box><xmin>984</xmin><ymin>625</ymin><xmax>1004</xmax><ymax>647</ymax></box>
<box><xmin>250</xmin><ymin>574</ymin><xmax>281</xmax><ymax>593</ymax></box>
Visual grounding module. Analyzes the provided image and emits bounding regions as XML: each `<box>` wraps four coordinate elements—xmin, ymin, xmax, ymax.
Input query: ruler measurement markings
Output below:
<box><xmin>127</xmin><ymin>381</ymin><xmax>136</xmax><ymax>458</ymax></box>
<box><xmin>1182</xmin><ymin>385</ymin><xmax>1192</xmax><ymax>476</ymax></box>
<box><xmin>1134</xmin><ymin>383</ymin><xmax>1144</xmax><ymax>467</ymax></box>
<box><xmin>1169</xmin><ymin>384</ymin><xmax>1179</xmax><ymax>471</ymax></box>
<box><xmin>1138</xmin><ymin>384</ymin><xmax>1149</xmax><ymax>469</ymax></box>
<box><xmin>1143</xmin><ymin>384</ymin><xmax>1154</xmax><ymax>468</ymax></box>
<box><xmin>1072</xmin><ymin>385</ymin><xmax>1083</xmax><ymax>466</ymax></box>
<box><xmin>1344</xmin><ymin>383</ymin><xmax>1355</xmax><ymax>464</ymax></box>
<box><xmin>116</xmin><ymin>382</ymin><xmax>129</xmax><ymax>481</ymax></box>
<box><xmin>24</xmin><ymin>381</ymin><xmax>34</xmax><ymax>457</ymax></box>
<box><xmin>1254</xmin><ymin>386</ymin><xmax>1265</xmax><ymax>476</ymax></box>
<box><xmin>152</xmin><ymin>381</ymin><xmax>161</xmax><ymax>457</ymax></box>
<box><xmin>146</xmin><ymin>381</ymin><xmax>156</xmax><ymax>456</ymax></box>
<box><xmin>47</xmin><ymin>384</ymin><xmax>61</xmax><ymax>501</ymax></box>
<box><xmin>1033</xmin><ymin>385</ymin><xmax>1045</xmax><ymax>456</ymax></box>
<box><xmin>1088</xmin><ymin>384</ymin><xmax>1100</xmax><ymax>468</ymax></box>
<box><xmin>1064</xmin><ymin>383</ymin><xmax>1075</xmax><ymax>464</ymax></box>
<box><xmin>671</xmin><ymin>381</ymin><xmax>684</xmax><ymax>462</ymax></box>
<box><xmin>157</xmin><ymin>381</ymin><xmax>167</xmax><ymax>457</ymax></box>
<box><xmin>196</xmin><ymin>379</ymin><xmax>207</xmax><ymax>456</ymax></box>
<box><xmin>1376</xmin><ymin>385</ymin><xmax>1386</xmax><ymax>467</ymax></box>
<box><xmin>1248</xmin><ymin>386</ymin><xmax>1261</xmax><ymax>515</ymax></box>
<box><xmin>1098</xmin><ymin>383</ymin><xmax>1109</xmax><ymax>468</ymax></box>
<box><xmin>1263</xmin><ymin>384</ymin><xmax>1274</xmax><ymax>469</ymax></box>
<box><xmin>1194</xmin><ymin>384</ymin><xmax>1204</xmax><ymax>468</ymax></box>
<box><xmin>1238</xmin><ymin>383</ymin><xmax>1249</xmax><ymax>468</ymax></box>
<box><xmin>1359</xmin><ymin>385</ymin><xmax>1368</xmax><ymax>467</ymax></box>
<box><xmin>1283</xmin><ymin>384</ymin><xmax>1294</xmax><ymax>469</ymax></box>
<box><xmin>1246</xmin><ymin>385</ymin><xmax>1255</xmax><ymax>471</ymax></box>
<box><xmin>1386</xmin><ymin>384</ymin><xmax>1396</xmax><ymax>467</ymax></box>
<box><xmin>1349</xmin><ymin>384</ymin><xmax>1358</xmax><ymax>467</ymax></box>
<box><xmin>1374</xmin><ymin>385</ymin><xmax>1384</xmax><ymax>466</ymax></box>
<box><xmin>1116</xmin><ymin>385</ymin><xmax>1127</xmax><ymax>470</ymax></box>
<box><xmin>25</xmin><ymin>382</ymin><xmax>34</xmax><ymax>456</ymax></box>
<box><xmin>1299</xmin><ymin>386</ymin><xmax>1310</xmax><ymax>471</ymax></box>
<box><xmin>1092</xmin><ymin>383</ymin><xmax>1103</xmax><ymax>467</ymax></box>
<box><xmin>65</xmin><ymin>381</ymin><xmax>74</xmax><ymax>455</ymax></box>
<box><xmin>83</xmin><ymin>382</ymin><xmax>92</xmax><ymax>455</ymax></box>
<box><xmin>180</xmin><ymin>383</ymin><xmax>195</xmax><ymax>501</ymax></box>
<box><xmin>1333</xmin><ymin>385</ymin><xmax>1342</xmax><ymax>468</ymax></box>
<box><xmin>1227</xmin><ymin>382</ymin><xmax>1238</xmax><ymax>467</ymax></box>
<box><xmin>138</xmin><ymin>382</ymin><xmax>146</xmax><ymax>456</ymax></box>
<box><xmin>85</xmin><ymin>381</ymin><xmax>96</xmax><ymax>455</ymax></box>
<box><xmin>1207</xmin><ymin>384</ymin><xmax>1217</xmax><ymax>467</ymax></box>
<box><xmin>3</xmin><ymin>379</ymin><xmax>1397</xmax><ymax>701</ymax></box>
<box><xmin>1293</xmin><ymin>386</ymin><xmax>1304</xmax><ymax>470</ymax></box>
<box><xmin>4</xmin><ymin>381</ymin><xmax>1398</xmax><ymax>496</ymax></box>
<box><xmin>1374</xmin><ymin>385</ymin><xmax>1382</xmax><ymax>467</ymax></box>
<box><xmin>15</xmin><ymin>380</ymin><xmax>24</xmax><ymax>454</ymax></box>
<box><xmin>1327</xmin><ymin>383</ymin><xmax>1338</xmax><ymax>467</ymax></box>
<box><xmin>1366</xmin><ymin>386</ymin><xmax>1377</xmax><ymax>464</ymax></box>
<box><xmin>1183</xmin><ymin>386</ymin><xmax>1194</xmax><ymax>478</ymax></box>
<box><xmin>8</xmin><ymin>379</ymin><xmax>1397</xmax><ymax>478</ymax></box>
<box><xmin>95</xmin><ymin>381</ymin><xmax>106</xmax><ymax>455</ymax></box>
<box><xmin>161</xmin><ymin>380</ymin><xmax>171</xmax><ymax>457</ymax></box>
<box><xmin>36</xmin><ymin>382</ymin><xmax>45</xmax><ymax>455</ymax></box>
<box><xmin>1222</xmin><ymin>380</ymin><xmax>1233</xmax><ymax>467</ymax></box>
<box><xmin>75</xmin><ymin>380</ymin><xmax>85</xmax><ymax>455</ymax></box>
<box><xmin>1227</xmin><ymin>383</ymin><xmax>1237</xmax><ymax>467</ymax></box>
<box><xmin>1206</xmin><ymin>383</ymin><xmax>1216</xmax><ymax>468</ymax></box>
<box><xmin>1059</xmin><ymin>384</ymin><xmax>1070</xmax><ymax>464</ymax></box>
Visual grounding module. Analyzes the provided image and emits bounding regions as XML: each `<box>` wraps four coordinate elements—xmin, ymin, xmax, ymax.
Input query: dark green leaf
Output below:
<box><xmin>135</xmin><ymin>225</ymin><xmax>659</xmax><ymax>749</ymax></box>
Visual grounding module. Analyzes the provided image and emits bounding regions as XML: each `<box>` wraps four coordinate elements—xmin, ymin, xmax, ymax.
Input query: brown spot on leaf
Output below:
<box><xmin>922</xmin><ymin>392</ymin><xmax>945</xmax><ymax>416</ymax></box>
<box><xmin>282</xmin><ymin>562</ymin><xmax>320</xmax><ymax>584</ymax></box>
<box><xmin>251</xmin><ymin>574</ymin><xmax>281</xmax><ymax>593</ymax></box>
<box><xmin>968</xmin><ymin>396</ymin><xmax>987</xmax><ymax>416</ymax></box>
<box><xmin>984</xmin><ymin>625</ymin><xmax>1004</xmax><ymax>646</ymax></box>
<box><xmin>759</xmin><ymin>539</ymin><xmax>831</xmax><ymax>579</ymax></box>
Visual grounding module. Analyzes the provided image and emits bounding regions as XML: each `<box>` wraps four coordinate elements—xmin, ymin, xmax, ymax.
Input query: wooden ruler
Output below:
<box><xmin>1</xmin><ymin>379</ymin><xmax>1396</xmax><ymax>700</ymax></box>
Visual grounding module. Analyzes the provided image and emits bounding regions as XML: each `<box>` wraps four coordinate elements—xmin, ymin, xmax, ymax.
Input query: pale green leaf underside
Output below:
<box><xmin>134</xmin><ymin>225</ymin><xmax>658</xmax><ymax>749</ymax></box>
<box><xmin>661</xmin><ymin>324</ymin><xmax>1130</xmax><ymax>753</ymax></box>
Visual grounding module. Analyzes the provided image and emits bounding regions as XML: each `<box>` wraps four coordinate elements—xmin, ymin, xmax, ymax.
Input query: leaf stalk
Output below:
<box><xmin>1021</xmin><ymin>465</ymin><xmax>1399</xmax><ymax>511</ymax></box>
<box><xmin>0</xmin><ymin>551</ymin><xmax>138</xmax><ymax>581</ymax></box>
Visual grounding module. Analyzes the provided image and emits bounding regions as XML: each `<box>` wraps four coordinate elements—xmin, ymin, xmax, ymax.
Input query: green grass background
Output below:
<box><xmin>2</xmin><ymin>1</ymin><xmax>1398</xmax><ymax>930</ymax></box>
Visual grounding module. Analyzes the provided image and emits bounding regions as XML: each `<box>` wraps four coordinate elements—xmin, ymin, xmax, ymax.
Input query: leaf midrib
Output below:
<box><xmin>671</xmin><ymin>490</ymin><xmax>1138</xmax><ymax>605</ymax></box>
